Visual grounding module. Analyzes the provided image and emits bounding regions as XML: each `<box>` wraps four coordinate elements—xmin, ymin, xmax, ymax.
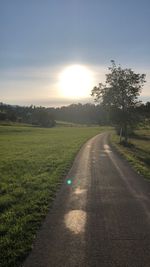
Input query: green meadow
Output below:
<box><xmin>111</xmin><ymin>127</ymin><xmax>150</xmax><ymax>180</ymax></box>
<box><xmin>0</xmin><ymin>125</ymin><xmax>108</xmax><ymax>267</ymax></box>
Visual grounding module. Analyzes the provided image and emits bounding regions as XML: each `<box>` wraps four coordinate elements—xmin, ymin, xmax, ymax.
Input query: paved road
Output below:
<box><xmin>23</xmin><ymin>133</ymin><xmax>150</xmax><ymax>267</ymax></box>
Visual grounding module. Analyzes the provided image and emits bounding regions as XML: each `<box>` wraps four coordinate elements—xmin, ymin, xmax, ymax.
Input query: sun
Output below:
<box><xmin>58</xmin><ymin>64</ymin><xmax>94</xmax><ymax>98</ymax></box>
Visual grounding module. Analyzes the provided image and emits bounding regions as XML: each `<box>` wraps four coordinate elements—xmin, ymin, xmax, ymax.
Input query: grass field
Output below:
<box><xmin>0</xmin><ymin>125</ymin><xmax>109</xmax><ymax>267</ymax></box>
<box><xmin>111</xmin><ymin>128</ymin><xmax>150</xmax><ymax>180</ymax></box>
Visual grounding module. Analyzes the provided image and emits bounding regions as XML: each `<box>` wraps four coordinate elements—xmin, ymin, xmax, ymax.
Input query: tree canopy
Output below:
<box><xmin>91</xmin><ymin>60</ymin><xmax>146</xmax><ymax>143</ymax></box>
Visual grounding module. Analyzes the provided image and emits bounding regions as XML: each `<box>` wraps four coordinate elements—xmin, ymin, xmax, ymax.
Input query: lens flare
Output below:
<box><xmin>67</xmin><ymin>179</ymin><xmax>72</xmax><ymax>185</ymax></box>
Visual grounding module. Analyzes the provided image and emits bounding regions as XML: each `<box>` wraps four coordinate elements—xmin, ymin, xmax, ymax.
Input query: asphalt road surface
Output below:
<box><xmin>23</xmin><ymin>133</ymin><xmax>150</xmax><ymax>267</ymax></box>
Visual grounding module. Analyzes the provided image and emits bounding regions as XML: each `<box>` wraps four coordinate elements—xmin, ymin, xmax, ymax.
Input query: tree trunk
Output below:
<box><xmin>124</xmin><ymin>123</ymin><xmax>128</xmax><ymax>144</ymax></box>
<box><xmin>119</xmin><ymin>127</ymin><xmax>123</xmax><ymax>143</ymax></box>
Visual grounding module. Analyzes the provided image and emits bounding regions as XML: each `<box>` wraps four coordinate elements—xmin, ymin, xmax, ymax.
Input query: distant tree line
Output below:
<box><xmin>0</xmin><ymin>101</ymin><xmax>149</xmax><ymax>128</ymax></box>
<box><xmin>49</xmin><ymin>103</ymin><xmax>109</xmax><ymax>125</ymax></box>
<box><xmin>0</xmin><ymin>102</ymin><xmax>109</xmax><ymax>126</ymax></box>
<box><xmin>0</xmin><ymin>103</ymin><xmax>55</xmax><ymax>127</ymax></box>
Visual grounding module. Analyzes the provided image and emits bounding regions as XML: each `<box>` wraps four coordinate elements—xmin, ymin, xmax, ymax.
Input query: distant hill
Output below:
<box><xmin>0</xmin><ymin>101</ymin><xmax>149</xmax><ymax>127</ymax></box>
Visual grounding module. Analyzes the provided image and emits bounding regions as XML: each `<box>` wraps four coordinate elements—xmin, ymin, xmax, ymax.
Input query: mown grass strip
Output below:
<box><xmin>0</xmin><ymin>125</ymin><xmax>109</xmax><ymax>267</ymax></box>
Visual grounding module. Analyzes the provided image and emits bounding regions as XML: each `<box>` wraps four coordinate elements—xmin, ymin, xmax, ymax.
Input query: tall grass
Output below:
<box><xmin>111</xmin><ymin>128</ymin><xmax>150</xmax><ymax>179</ymax></box>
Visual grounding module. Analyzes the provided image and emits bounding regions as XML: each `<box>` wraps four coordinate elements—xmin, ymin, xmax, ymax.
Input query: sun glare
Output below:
<box><xmin>58</xmin><ymin>65</ymin><xmax>94</xmax><ymax>98</ymax></box>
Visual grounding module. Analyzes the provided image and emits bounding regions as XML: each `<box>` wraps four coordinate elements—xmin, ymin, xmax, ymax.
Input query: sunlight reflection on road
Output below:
<box><xmin>74</xmin><ymin>188</ymin><xmax>87</xmax><ymax>195</ymax></box>
<box><xmin>64</xmin><ymin>210</ymin><xmax>87</xmax><ymax>234</ymax></box>
<box><xmin>104</xmin><ymin>144</ymin><xmax>112</xmax><ymax>153</ymax></box>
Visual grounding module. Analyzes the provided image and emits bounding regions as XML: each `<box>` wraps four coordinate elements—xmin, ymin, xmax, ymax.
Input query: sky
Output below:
<box><xmin>0</xmin><ymin>0</ymin><xmax>150</xmax><ymax>107</ymax></box>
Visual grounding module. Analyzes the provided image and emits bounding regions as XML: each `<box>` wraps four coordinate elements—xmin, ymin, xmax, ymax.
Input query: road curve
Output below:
<box><xmin>23</xmin><ymin>132</ymin><xmax>150</xmax><ymax>267</ymax></box>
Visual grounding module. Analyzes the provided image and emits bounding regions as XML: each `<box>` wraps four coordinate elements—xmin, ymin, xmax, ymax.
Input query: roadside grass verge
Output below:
<box><xmin>110</xmin><ymin>128</ymin><xmax>150</xmax><ymax>180</ymax></box>
<box><xmin>0</xmin><ymin>125</ymin><xmax>110</xmax><ymax>267</ymax></box>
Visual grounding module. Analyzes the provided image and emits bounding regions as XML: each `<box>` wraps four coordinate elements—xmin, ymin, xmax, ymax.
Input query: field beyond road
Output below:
<box><xmin>0</xmin><ymin>125</ymin><xmax>108</xmax><ymax>267</ymax></box>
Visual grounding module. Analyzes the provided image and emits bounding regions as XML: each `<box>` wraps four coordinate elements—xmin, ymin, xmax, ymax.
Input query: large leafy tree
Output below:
<box><xmin>91</xmin><ymin>60</ymin><xmax>146</xmax><ymax>143</ymax></box>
